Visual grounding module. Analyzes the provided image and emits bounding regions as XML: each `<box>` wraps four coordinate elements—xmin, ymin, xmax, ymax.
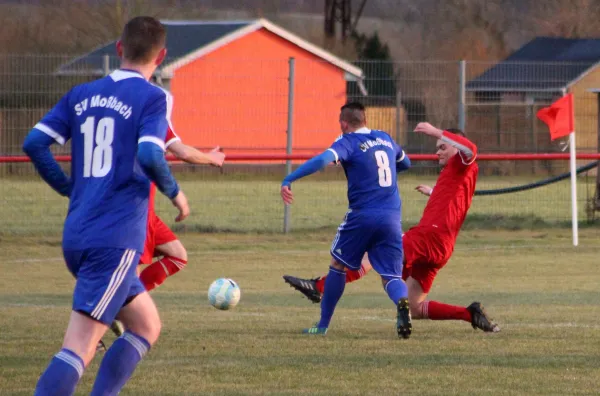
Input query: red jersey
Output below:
<box><xmin>148</xmin><ymin>125</ymin><xmax>180</xmax><ymax>213</ymax></box>
<box><xmin>417</xmin><ymin>131</ymin><xmax>478</xmax><ymax>249</ymax></box>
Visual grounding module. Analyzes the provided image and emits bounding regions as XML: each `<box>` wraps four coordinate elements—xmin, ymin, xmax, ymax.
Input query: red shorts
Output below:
<box><xmin>139</xmin><ymin>212</ymin><xmax>178</xmax><ymax>265</ymax></box>
<box><xmin>401</xmin><ymin>226</ymin><xmax>453</xmax><ymax>293</ymax></box>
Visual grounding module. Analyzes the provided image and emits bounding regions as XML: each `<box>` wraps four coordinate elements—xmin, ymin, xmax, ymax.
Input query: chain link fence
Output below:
<box><xmin>1</xmin><ymin>55</ymin><xmax>599</xmax><ymax>236</ymax></box>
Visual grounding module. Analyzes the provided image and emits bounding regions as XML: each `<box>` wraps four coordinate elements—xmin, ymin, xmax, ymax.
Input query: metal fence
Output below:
<box><xmin>1</xmin><ymin>55</ymin><xmax>599</xmax><ymax>236</ymax></box>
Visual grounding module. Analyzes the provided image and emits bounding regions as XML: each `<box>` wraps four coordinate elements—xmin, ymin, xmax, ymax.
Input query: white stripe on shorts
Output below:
<box><xmin>330</xmin><ymin>209</ymin><xmax>352</xmax><ymax>252</ymax></box>
<box><xmin>90</xmin><ymin>249</ymin><xmax>136</xmax><ymax>320</ymax></box>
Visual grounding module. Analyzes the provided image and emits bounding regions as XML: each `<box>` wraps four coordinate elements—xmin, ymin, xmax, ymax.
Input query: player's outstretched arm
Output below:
<box><xmin>22</xmin><ymin>129</ymin><xmax>72</xmax><ymax>197</ymax></box>
<box><xmin>413</xmin><ymin>122</ymin><xmax>477</xmax><ymax>161</ymax></box>
<box><xmin>168</xmin><ymin>141</ymin><xmax>225</xmax><ymax>167</ymax></box>
<box><xmin>441</xmin><ymin>130</ymin><xmax>477</xmax><ymax>162</ymax></box>
<box><xmin>280</xmin><ymin>150</ymin><xmax>337</xmax><ymax>204</ymax></box>
<box><xmin>138</xmin><ymin>142</ymin><xmax>189</xmax><ymax>221</ymax></box>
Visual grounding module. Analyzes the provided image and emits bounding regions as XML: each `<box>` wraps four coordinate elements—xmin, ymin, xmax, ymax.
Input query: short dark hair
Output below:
<box><xmin>120</xmin><ymin>16</ymin><xmax>166</xmax><ymax>63</ymax></box>
<box><xmin>445</xmin><ymin>128</ymin><xmax>465</xmax><ymax>137</ymax></box>
<box><xmin>340</xmin><ymin>101</ymin><xmax>366</xmax><ymax>126</ymax></box>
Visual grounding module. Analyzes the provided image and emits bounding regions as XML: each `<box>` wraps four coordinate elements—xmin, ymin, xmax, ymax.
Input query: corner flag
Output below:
<box><xmin>536</xmin><ymin>93</ymin><xmax>574</xmax><ymax>141</ymax></box>
<box><xmin>537</xmin><ymin>93</ymin><xmax>578</xmax><ymax>246</ymax></box>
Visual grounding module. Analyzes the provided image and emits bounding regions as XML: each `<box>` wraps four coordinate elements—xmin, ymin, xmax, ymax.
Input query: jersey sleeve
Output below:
<box><xmin>441</xmin><ymin>130</ymin><xmax>477</xmax><ymax>166</ymax></box>
<box><xmin>138</xmin><ymin>89</ymin><xmax>169</xmax><ymax>150</ymax></box>
<box><xmin>33</xmin><ymin>91</ymin><xmax>72</xmax><ymax>145</ymax></box>
<box><xmin>162</xmin><ymin>90</ymin><xmax>181</xmax><ymax>148</ymax></box>
<box><xmin>328</xmin><ymin>134</ymin><xmax>354</xmax><ymax>163</ymax></box>
<box><xmin>392</xmin><ymin>140</ymin><xmax>407</xmax><ymax>162</ymax></box>
<box><xmin>165</xmin><ymin>126</ymin><xmax>180</xmax><ymax>148</ymax></box>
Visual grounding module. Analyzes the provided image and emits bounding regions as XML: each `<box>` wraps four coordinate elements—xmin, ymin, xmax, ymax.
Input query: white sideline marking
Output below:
<box><xmin>4</xmin><ymin>244</ymin><xmax>596</xmax><ymax>265</ymax></box>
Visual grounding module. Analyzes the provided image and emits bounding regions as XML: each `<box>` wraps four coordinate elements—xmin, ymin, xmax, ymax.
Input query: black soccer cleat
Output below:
<box><xmin>283</xmin><ymin>275</ymin><xmax>322</xmax><ymax>303</ymax></box>
<box><xmin>396</xmin><ymin>298</ymin><xmax>412</xmax><ymax>339</ymax></box>
<box><xmin>467</xmin><ymin>302</ymin><xmax>500</xmax><ymax>333</ymax></box>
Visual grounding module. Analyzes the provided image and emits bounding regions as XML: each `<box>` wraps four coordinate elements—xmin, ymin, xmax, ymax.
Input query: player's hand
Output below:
<box><xmin>207</xmin><ymin>146</ymin><xmax>225</xmax><ymax>167</ymax></box>
<box><xmin>413</xmin><ymin>122</ymin><xmax>443</xmax><ymax>138</ymax></box>
<box><xmin>171</xmin><ymin>191</ymin><xmax>190</xmax><ymax>222</ymax></box>
<box><xmin>415</xmin><ymin>184</ymin><xmax>433</xmax><ymax>196</ymax></box>
<box><xmin>281</xmin><ymin>185</ymin><xmax>294</xmax><ymax>205</ymax></box>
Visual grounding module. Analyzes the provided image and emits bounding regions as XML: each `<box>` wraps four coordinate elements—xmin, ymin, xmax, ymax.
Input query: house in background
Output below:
<box><xmin>58</xmin><ymin>19</ymin><xmax>365</xmax><ymax>156</ymax></box>
<box><xmin>466</xmin><ymin>37</ymin><xmax>600</xmax><ymax>155</ymax></box>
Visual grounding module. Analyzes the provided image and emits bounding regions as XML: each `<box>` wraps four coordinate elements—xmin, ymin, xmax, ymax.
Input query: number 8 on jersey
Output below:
<box><xmin>375</xmin><ymin>150</ymin><xmax>392</xmax><ymax>187</ymax></box>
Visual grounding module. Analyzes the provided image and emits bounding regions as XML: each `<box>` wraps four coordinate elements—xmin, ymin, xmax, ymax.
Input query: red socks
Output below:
<box><xmin>422</xmin><ymin>300</ymin><xmax>471</xmax><ymax>322</ymax></box>
<box><xmin>312</xmin><ymin>266</ymin><xmax>472</xmax><ymax>323</ymax></box>
<box><xmin>315</xmin><ymin>263</ymin><xmax>370</xmax><ymax>293</ymax></box>
<box><xmin>139</xmin><ymin>256</ymin><xmax>187</xmax><ymax>291</ymax></box>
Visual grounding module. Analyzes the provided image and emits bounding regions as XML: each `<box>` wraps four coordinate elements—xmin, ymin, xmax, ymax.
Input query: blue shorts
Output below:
<box><xmin>64</xmin><ymin>248</ymin><xmax>145</xmax><ymax>325</ymax></box>
<box><xmin>330</xmin><ymin>209</ymin><xmax>403</xmax><ymax>280</ymax></box>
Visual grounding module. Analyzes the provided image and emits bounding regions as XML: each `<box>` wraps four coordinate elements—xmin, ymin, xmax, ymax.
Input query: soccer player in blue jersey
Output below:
<box><xmin>280</xmin><ymin>102</ymin><xmax>413</xmax><ymax>338</ymax></box>
<box><xmin>23</xmin><ymin>17</ymin><xmax>188</xmax><ymax>395</ymax></box>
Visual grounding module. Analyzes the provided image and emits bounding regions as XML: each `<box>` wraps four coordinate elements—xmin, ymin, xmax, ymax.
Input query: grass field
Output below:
<box><xmin>2</xmin><ymin>229</ymin><xmax>600</xmax><ymax>395</ymax></box>
<box><xmin>2</xmin><ymin>174</ymin><xmax>600</xmax><ymax>236</ymax></box>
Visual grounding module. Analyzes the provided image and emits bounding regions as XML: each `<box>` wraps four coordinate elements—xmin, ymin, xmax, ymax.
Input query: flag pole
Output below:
<box><xmin>569</xmin><ymin>131</ymin><xmax>578</xmax><ymax>246</ymax></box>
<box><xmin>563</xmin><ymin>89</ymin><xmax>578</xmax><ymax>246</ymax></box>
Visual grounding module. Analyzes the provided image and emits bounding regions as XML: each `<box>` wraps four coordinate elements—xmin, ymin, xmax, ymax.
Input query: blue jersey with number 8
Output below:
<box><xmin>34</xmin><ymin>69</ymin><xmax>172</xmax><ymax>252</ymax></box>
<box><xmin>328</xmin><ymin>128</ymin><xmax>405</xmax><ymax>212</ymax></box>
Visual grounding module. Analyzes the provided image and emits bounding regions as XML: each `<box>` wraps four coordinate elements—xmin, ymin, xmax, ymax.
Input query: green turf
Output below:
<box><xmin>1</xmin><ymin>229</ymin><xmax>600</xmax><ymax>395</ymax></box>
<box><xmin>1</xmin><ymin>175</ymin><xmax>599</xmax><ymax>236</ymax></box>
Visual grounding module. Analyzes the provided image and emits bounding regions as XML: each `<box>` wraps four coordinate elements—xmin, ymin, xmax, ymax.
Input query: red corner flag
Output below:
<box><xmin>536</xmin><ymin>93</ymin><xmax>574</xmax><ymax>141</ymax></box>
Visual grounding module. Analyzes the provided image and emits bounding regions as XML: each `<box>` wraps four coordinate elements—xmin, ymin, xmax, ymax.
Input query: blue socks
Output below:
<box><xmin>34</xmin><ymin>332</ymin><xmax>151</xmax><ymax>396</ymax></box>
<box><xmin>34</xmin><ymin>349</ymin><xmax>84</xmax><ymax>396</ymax></box>
<box><xmin>90</xmin><ymin>331</ymin><xmax>150</xmax><ymax>396</ymax></box>
<box><xmin>318</xmin><ymin>266</ymin><xmax>346</xmax><ymax>328</ymax></box>
<box><xmin>384</xmin><ymin>278</ymin><xmax>408</xmax><ymax>305</ymax></box>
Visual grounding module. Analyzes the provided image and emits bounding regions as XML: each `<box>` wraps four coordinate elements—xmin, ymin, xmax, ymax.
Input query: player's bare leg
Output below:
<box><xmin>405</xmin><ymin>276</ymin><xmax>430</xmax><ymax>319</ymax></box>
<box><xmin>139</xmin><ymin>240</ymin><xmax>188</xmax><ymax>291</ymax></box>
<box><xmin>62</xmin><ymin>311</ymin><xmax>109</xmax><ymax>366</ymax></box>
<box><xmin>90</xmin><ymin>292</ymin><xmax>161</xmax><ymax>395</ymax></box>
<box><xmin>116</xmin><ymin>292</ymin><xmax>162</xmax><ymax>344</ymax></box>
<box><xmin>107</xmin><ymin>239</ymin><xmax>186</xmax><ymax>343</ymax></box>
<box><xmin>35</xmin><ymin>311</ymin><xmax>108</xmax><ymax>395</ymax></box>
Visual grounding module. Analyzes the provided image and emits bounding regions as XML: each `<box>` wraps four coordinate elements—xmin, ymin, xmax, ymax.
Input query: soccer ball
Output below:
<box><xmin>208</xmin><ymin>278</ymin><xmax>241</xmax><ymax>310</ymax></box>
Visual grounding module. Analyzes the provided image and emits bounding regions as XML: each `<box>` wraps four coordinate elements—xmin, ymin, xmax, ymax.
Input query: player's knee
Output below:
<box><xmin>120</xmin><ymin>295</ymin><xmax>162</xmax><ymax>344</ymax></box>
<box><xmin>146</xmin><ymin>318</ymin><xmax>162</xmax><ymax>344</ymax></box>
<box><xmin>172</xmin><ymin>241</ymin><xmax>187</xmax><ymax>262</ymax></box>
<box><xmin>160</xmin><ymin>240</ymin><xmax>187</xmax><ymax>262</ymax></box>
<box><xmin>129</xmin><ymin>315</ymin><xmax>162</xmax><ymax>345</ymax></box>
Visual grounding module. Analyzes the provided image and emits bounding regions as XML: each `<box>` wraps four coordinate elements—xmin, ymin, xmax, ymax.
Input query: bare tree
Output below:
<box><xmin>528</xmin><ymin>0</ymin><xmax>600</xmax><ymax>38</ymax></box>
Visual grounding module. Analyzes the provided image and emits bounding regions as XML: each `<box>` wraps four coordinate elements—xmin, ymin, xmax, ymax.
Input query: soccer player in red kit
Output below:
<box><xmin>284</xmin><ymin>122</ymin><xmax>499</xmax><ymax>333</ymax></box>
<box><xmin>137</xmin><ymin>124</ymin><xmax>224</xmax><ymax>291</ymax></box>
<box><xmin>105</xmin><ymin>104</ymin><xmax>224</xmax><ymax>342</ymax></box>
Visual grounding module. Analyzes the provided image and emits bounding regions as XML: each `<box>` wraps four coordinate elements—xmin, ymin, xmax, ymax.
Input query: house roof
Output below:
<box><xmin>466</xmin><ymin>37</ymin><xmax>600</xmax><ymax>92</ymax></box>
<box><xmin>57</xmin><ymin>19</ymin><xmax>363</xmax><ymax>81</ymax></box>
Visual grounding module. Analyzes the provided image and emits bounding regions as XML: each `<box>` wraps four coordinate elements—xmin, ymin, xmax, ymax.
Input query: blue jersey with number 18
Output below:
<box><xmin>33</xmin><ymin>69</ymin><xmax>172</xmax><ymax>252</ymax></box>
<box><xmin>328</xmin><ymin>127</ymin><xmax>405</xmax><ymax>212</ymax></box>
